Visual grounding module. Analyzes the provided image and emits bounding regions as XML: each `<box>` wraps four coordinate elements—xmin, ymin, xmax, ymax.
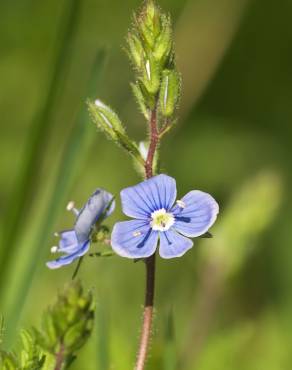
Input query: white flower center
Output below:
<box><xmin>150</xmin><ymin>208</ymin><xmax>174</xmax><ymax>231</ymax></box>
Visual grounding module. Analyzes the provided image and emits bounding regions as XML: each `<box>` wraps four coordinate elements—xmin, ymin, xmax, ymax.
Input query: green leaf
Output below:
<box><xmin>88</xmin><ymin>100</ymin><xmax>144</xmax><ymax>165</ymax></box>
<box><xmin>0</xmin><ymin>0</ymin><xmax>82</xmax><ymax>292</ymax></box>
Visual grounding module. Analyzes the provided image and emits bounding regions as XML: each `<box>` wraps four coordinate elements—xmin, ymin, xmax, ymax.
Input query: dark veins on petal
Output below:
<box><xmin>164</xmin><ymin>232</ymin><xmax>172</xmax><ymax>245</ymax></box>
<box><xmin>175</xmin><ymin>216</ymin><xmax>191</xmax><ymax>223</ymax></box>
<box><xmin>137</xmin><ymin>228</ymin><xmax>152</xmax><ymax>249</ymax></box>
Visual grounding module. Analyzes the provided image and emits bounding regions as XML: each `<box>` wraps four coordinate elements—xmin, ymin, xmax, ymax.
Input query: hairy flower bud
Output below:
<box><xmin>127</xmin><ymin>33</ymin><xmax>144</xmax><ymax>69</ymax></box>
<box><xmin>88</xmin><ymin>99</ymin><xmax>144</xmax><ymax>165</ymax></box>
<box><xmin>159</xmin><ymin>69</ymin><xmax>181</xmax><ymax>117</ymax></box>
<box><xmin>34</xmin><ymin>281</ymin><xmax>95</xmax><ymax>356</ymax></box>
<box><xmin>88</xmin><ymin>99</ymin><xmax>126</xmax><ymax>140</ymax></box>
<box><xmin>153</xmin><ymin>15</ymin><xmax>172</xmax><ymax>65</ymax></box>
<box><xmin>140</xmin><ymin>55</ymin><xmax>161</xmax><ymax>95</ymax></box>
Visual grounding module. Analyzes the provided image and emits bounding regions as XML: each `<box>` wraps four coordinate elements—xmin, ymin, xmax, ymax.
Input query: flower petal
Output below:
<box><xmin>159</xmin><ymin>229</ymin><xmax>193</xmax><ymax>258</ymax></box>
<box><xmin>111</xmin><ymin>220</ymin><xmax>158</xmax><ymax>258</ymax></box>
<box><xmin>75</xmin><ymin>188</ymin><xmax>115</xmax><ymax>243</ymax></box>
<box><xmin>46</xmin><ymin>240</ymin><xmax>90</xmax><ymax>269</ymax></box>
<box><xmin>58</xmin><ymin>229</ymin><xmax>79</xmax><ymax>253</ymax></box>
<box><xmin>172</xmin><ymin>190</ymin><xmax>219</xmax><ymax>237</ymax></box>
<box><xmin>121</xmin><ymin>174</ymin><xmax>177</xmax><ymax>219</ymax></box>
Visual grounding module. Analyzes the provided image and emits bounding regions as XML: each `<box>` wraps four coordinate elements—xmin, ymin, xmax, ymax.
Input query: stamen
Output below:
<box><xmin>51</xmin><ymin>246</ymin><xmax>58</xmax><ymax>253</ymax></box>
<box><xmin>66</xmin><ymin>201</ymin><xmax>79</xmax><ymax>216</ymax></box>
<box><xmin>133</xmin><ymin>231</ymin><xmax>142</xmax><ymax>237</ymax></box>
<box><xmin>176</xmin><ymin>200</ymin><xmax>186</xmax><ymax>208</ymax></box>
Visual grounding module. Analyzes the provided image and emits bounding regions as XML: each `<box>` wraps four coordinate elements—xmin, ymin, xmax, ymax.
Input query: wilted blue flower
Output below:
<box><xmin>111</xmin><ymin>174</ymin><xmax>219</xmax><ymax>259</ymax></box>
<box><xmin>47</xmin><ymin>189</ymin><xmax>115</xmax><ymax>269</ymax></box>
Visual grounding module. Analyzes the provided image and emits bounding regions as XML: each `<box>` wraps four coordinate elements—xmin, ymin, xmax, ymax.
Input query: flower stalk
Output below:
<box><xmin>132</xmin><ymin>1</ymin><xmax>180</xmax><ymax>368</ymax></box>
<box><xmin>135</xmin><ymin>107</ymin><xmax>159</xmax><ymax>370</ymax></box>
<box><xmin>54</xmin><ymin>344</ymin><xmax>65</xmax><ymax>370</ymax></box>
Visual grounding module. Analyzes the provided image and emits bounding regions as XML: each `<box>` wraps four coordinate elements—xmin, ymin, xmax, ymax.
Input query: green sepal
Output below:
<box><xmin>127</xmin><ymin>33</ymin><xmax>144</xmax><ymax>69</ymax></box>
<box><xmin>131</xmin><ymin>82</ymin><xmax>150</xmax><ymax>120</ymax></box>
<box><xmin>0</xmin><ymin>350</ymin><xmax>18</xmax><ymax>370</ymax></box>
<box><xmin>63</xmin><ymin>315</ymin><xmax>94</xmax><ymax>353</ymax></box>
<box><xmin>88</xmin><ymin>99</ymin><xmax>125</xmax><ymax>137</ymax></box>
<box><xmin>137</xmin><ymin>80</ymin><xmax>156</xmax><ymax>109</ymax></box>
<box><xmin>91</xmin><ymin>225</ymin><xmax>110</xmax><ymax>244</ymax></box>
<box><xmin>159</xmin><ymin>69</ymin><xmax>181</xmax><ymax>117</ymax></box>
<box><xmin>141</xmin><ymin>0</ymin><xmax>161</xmax><ymax>40</ymax></box>
<box><xmin>153</xmin><ymin>14</ymin><xmax>173</xmax><ymax>65</ymax></box>
<box><xmin>34</xmin><ymin>280</ymin><xmax>95</xmax><ymax>364</ymax></box>
<box><xmin>136</xmin><ymin>14</ymin><xmax>155</xmax><ymax>50</ymax></box>
<box><xmin>40</xmin><ymin>311</ymin><xmax>58</xmax><ymax>352</ymax></box>
<box><xmin>140</xmin><ymin>54</ymin><xmax>161</xmax><ymax>95</ymax></box>
<box><xmin>19</xmin><ymin>330</ymin><xmax>46</xmax><ymax>370</ymax></box>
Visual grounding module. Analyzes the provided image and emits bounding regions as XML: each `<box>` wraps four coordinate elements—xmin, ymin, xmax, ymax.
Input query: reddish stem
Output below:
<box><xmin>135</xmin><ymin>254</ymin><xmax>156</xmax><ymax>370</ymax></box>
<box><xmin>54</xmin><ymin>344</ymin><xmax>65</xmax><ymax>370</ymax></box>
<box><xmin>145</xmin><ymin>109</ymin><xmax>158</xmax><ymax>179</ymax></box>
<box><xmin>134</xmin><ymin>108</ymin><xmax>159</xmax><ymax>370</ymax></box>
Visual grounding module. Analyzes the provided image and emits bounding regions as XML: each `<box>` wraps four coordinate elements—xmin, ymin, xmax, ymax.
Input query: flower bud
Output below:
<box><xmin>159</xmin><ymin>69</ymin><xmax>181</xmax><ymax>117</ymax></box>
<box><xmin>88</xmin><ymin>99</ymin><xmax>126</xmax><ymax>141</ymax></box>
<box><xmin>88</xmin><ymin>100</ymin><xmax>144</xmax><ymax>165</ymax></box>
<box><xmin>127</xmin><ymin>33</ymin><xmax>144</xmax><ymax>69</ymax></box>
<box><xmin>141</xmin><ymin>0</ymin><xmax>161</xmax><ymax>39</ymax></box>
<box><xmin>34</xmin><ymin>281</ymin><xmax>95</xmax><ymax>361</ymax></box>
<box><xmin>141</xmin><ymin>55</ymin><xmax>160</xmax><ymax>95</ymax></box>
<box><xmin>153</xmin><ymin>15</ymin><xmax>172</xmax><ymax>65</ymax></box>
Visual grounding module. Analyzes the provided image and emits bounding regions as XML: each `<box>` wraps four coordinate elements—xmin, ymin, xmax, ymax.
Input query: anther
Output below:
<box><xmin>176</xmin><ymin>200</ymin><xmax>186</xmax><ymax>208</ymax></box>
<box><xmin>66</xmin><ymin>201</ymin><xmax>79</xmax><ymax>216</ymax></box>
<box><xmin>51</xmin><ymin>246</ymin><xmax>58</xmax><ymax>253</ymax></box>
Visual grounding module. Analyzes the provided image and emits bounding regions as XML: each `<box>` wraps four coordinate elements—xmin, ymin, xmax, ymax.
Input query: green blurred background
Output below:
<box><xmin>1</xmin><ymin>0</ymin><xmax>291</xmax><ymax>369</ymax></box>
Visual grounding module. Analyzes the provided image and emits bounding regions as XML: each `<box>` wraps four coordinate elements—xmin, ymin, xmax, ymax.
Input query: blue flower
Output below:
<box><xmin>47</xmin><ymin>189</ymin><xmax>115</xmax><ymax>269</ymax></box>
<box><xmin>111</xmin><ymin>174</ymin><xmax>219</xmax><ymax>259</ymax></box>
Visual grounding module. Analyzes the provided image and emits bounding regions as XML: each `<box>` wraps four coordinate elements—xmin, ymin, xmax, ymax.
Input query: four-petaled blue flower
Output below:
<box><xmin>111</xmin><ymin>174</ymin><xmax>219</xmax><ymax>259</ymax></box>
<box><xmin>46</xmin><ymin>189</ymin><xmax>115</xmax><ymax>269</ymax></box>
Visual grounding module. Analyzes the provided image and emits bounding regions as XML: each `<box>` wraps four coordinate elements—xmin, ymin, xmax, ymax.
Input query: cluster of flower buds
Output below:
<box><xmin>88</xmin><ymin>1</ymin><xmax>181</xmax><ymax>172</ymax></box>
<box><xmin>0</xmin><ymin>330</ymin><xmax>45</xmax><ymax>370</ymax></box>
<box><xmin>34</xmin><ymin>281</ymin><xmax>95</xmax><ymax>364</ymax></box>
<box><xmin>127</xmin><ymin>0</ymin><xmax>181</xmax><ymax>120</ymax></box>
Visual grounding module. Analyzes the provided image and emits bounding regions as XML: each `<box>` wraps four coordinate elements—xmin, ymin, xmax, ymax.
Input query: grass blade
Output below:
<box><xmin>0</xmin><ymin>0</ymin><xmax>81</xmax><ymax>285</ymax></box>
<box><xmin>163</xmin><ymin>310</ymin><xmax>176</xmax><ymax>370</ymax></box>
<box><xmin>1</xmin><ymin>50</ymin><xmax>107</xmax><ymax>345</ymax></box>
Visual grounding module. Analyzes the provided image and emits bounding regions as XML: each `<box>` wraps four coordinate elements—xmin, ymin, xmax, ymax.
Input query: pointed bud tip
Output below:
<box><xmin>94</xmin><ymin>99</ymin><xmax>106</xmax><ymax>108</ymax></box>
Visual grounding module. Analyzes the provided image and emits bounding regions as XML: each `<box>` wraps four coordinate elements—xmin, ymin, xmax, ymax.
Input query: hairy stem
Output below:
<box><xmin>135</xmin><ymin>254</ymin><xmax>156</xmax><ymax>370</ymax></box>
<box><xmin>134</xmin><ymin>108</ymin><xmax>159</xmax><ymax>370</ymax></box>
<box><xmin>54</xmin><ymin>344</ymin><xmax>65</xmax><ymax>370</ymax></box>
<box><xmin>145</xmin><ymin>109</ymin><xmax>158</xmax><ymax>179</ymax></box>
